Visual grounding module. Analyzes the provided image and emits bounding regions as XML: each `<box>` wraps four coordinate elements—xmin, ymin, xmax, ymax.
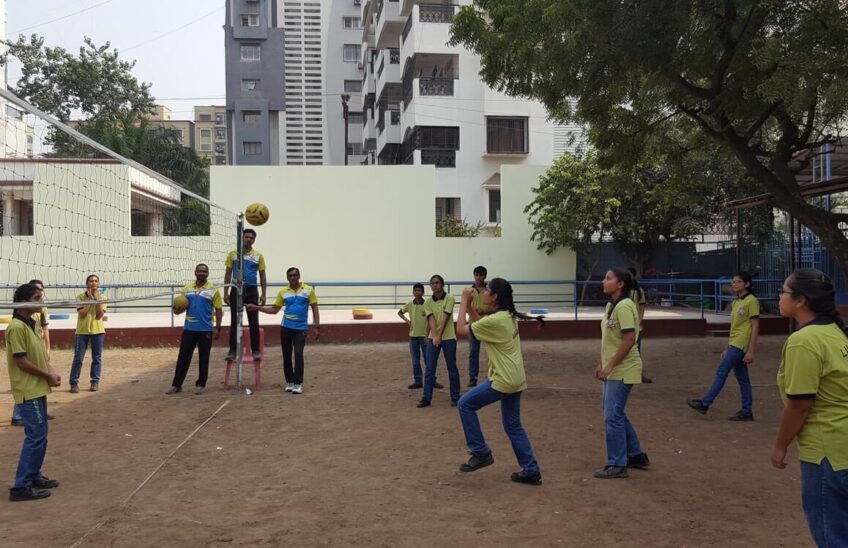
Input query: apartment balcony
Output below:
<box><xmin>401</xmin><ymin>53</ymin><xmax>459</xmax><ymax>110</ymax></box>
<box><xmin>360</xmin><ymin>0</ymin><xmax>373</xmax><ymax>21</ymax></box>
<box><xmin>399</xmin><ymin>0</ymin><xmax>456</xmax><ymax>17</ymax></box>
<box><xmin>375</xmin><ymin>49</ymin><xmax>401</xmax><ymax>101</ymax></box>
<box><xmin>376</xmin><ymin>0</ymin><xmax>404</xmax><ymax>48</ymax></box>
<box><xmin>400</xmin><ymin>4</ymin><xmax>458</xmax><ymax>63</ymax></box>
<box><xmin>361</xmin><ymin>102</ymin><xmax>377</xmax><ymax>144</ymax></box>
<box><xmin>399</xmin><ymin>125</ymin><xmax>459</xmax><ymax>168</ymax></box>
<box><xmin>376</xmin><ymin>109</ymin><xmax>401</xmax><ymax>155</ymax></box>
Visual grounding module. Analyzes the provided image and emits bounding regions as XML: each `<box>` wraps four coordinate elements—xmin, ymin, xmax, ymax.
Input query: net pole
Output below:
<box><xmin>235</xmin><ymin>215</ymin><xmax>245</xmax><ymax>388</ymax></box>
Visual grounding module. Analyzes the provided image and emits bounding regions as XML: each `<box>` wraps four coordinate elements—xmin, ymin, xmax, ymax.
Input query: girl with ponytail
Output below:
<box><xmin>454</xmin><ymin>277</ymin><xmax>543</xmax><ymax>485</ymax></box>
<box><xmin>771</xmin><ymin>269</ymin><xmax>848</xmax><ymax>546</ymax></box>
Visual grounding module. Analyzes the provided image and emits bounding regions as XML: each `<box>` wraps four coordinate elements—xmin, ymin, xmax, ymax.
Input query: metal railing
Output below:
<box><xmin>419</xmin><ymin>4</ymin><xmax>455</xmax><ymax>23</ymax></box>
<box><xmin>1</xmin><ymin>278</ymin><xmax>784</xmax><ymax>325</ymax></box>
<box><xmin>419</xmin><ymin>77</ymin><xmax>454</xmax><ymax>96</ymax></box>
<box><xmin>420</xmin><ymin>148</ymin><xmax>456</xmax><ymax>167</ymax></box>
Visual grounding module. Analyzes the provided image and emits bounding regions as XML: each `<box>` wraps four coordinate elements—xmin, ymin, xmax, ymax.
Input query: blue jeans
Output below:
<box><xmin>702</xmin><ymin>345</ymin><xmax>752</xmax><ymax>413</ymax></box>
<box><xmin>468</xmin><ymin>329</ymin><xmax>481</xmax><ymax>381</ymax></box>
<box><xmin>11</xmin><ymin>404</ymin><xmax>22</xmax><ymax>422</ymax></box>
<box><xmin>458</xmin><ymin>380</ymin><xmax>540</xmax><ymax>475</ymax></box>
<box><xmin>801</xmin><ymin>458</ymin><xmax>848</xmax><ymax>547</ymax></box>
<box><xmin>14</xmin><ymin>396</ymin><xmax>48</xmax><ymax>488</ymax></box>
<box><xmin>423</xmin><ymin>339</ymin><xmax>460</xmax><ymax>402</ymax></box>
<box><xmin>70</xmin><ymin>333</ymin><xmax>105</xmax><ymax>385</ymax></box>
<box><xmin>602</xmin><ymin>380</ymin><xmax>643</xmax><ymax>467</ymax></box>
<box><xmin>408</xmin><ymin>337</ymin><xmax>426</xmax><ymax>384</ymax></box>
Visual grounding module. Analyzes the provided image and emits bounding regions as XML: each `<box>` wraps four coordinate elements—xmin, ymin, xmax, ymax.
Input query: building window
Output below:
<box><xmin>343</xmin><ymin>16</ymin><xmax>362</xmax><ymax>29</ymax></box>
<box><xmin>215</xmin><ymin>128</ymin><xmax>226</xmax><ymax>140</ymax></box>
<box><xmin>348</xmin><ymin>111</ymin><xmax>364</xmax><ymax>124</ymax></box>
<box><xmin>243</xmin><ymin>141</ymin><xmax>262</xmax><ymax>155</ymax></box>
<box><xmin>198</xmin><ymin>113</ymin><xmax>212</xmax><ymax>122</ymax></box>
<box><xmin>241</xmin><ymin>44</ymin><xmax>261</xmax><ymax>62</ymax></box>
<box><xmin>488</xmin><ymin>189</ymin><xmax>501</xmax><ymax>223</ymax></box>
<box><xmin>215</xmin><ymin>156</ymin><xmax>227</xmax><ymax>165</ymax></box>
<box><xmin>344</xmin><ymin>80</ymin><xmax>363</xmax><ymax>93</ymax></box>
<box><xmin>241</xmin><ymin>13</ymin><xmax>260</xmax><ymax>27</ymax></box>
<box><xmin>346</xmin><ymin>142</ymin><xmax>364</xmax><ymax>155</ymax></box>
<box><xmin>486</xmin><ymin>116</ymin><xmax>528</xmax><ymax>154</ymax></box>
<box><xmin>435</xmin><ymin>197</ymin><xmax>461</xmax><ymax>222</ymax></box>
<box><xmin>242</xmin><ymin>110</ymin><xmax>261</xmax><ymax>123</ymax></box>
<box><xmin>200</xmin><ymin>143</ymin><xmax>212</xmax><ymax>152</ymax></box>
<box><xmin>343</xmin><ymin>44</ymin><xmax>360</xmax><ymax>63</ymax></box>
<box><xmin>5</xmin><ymin>105</ymin><xmax>23</xmax><ymax>120</ymax></box>
<box><xmin>242</xmin><ymin>78</ymin><xmax>259</xmax><ymax>91</ymax></box>
<box><xmin>0</xmin><ymin>193</ymin><xmax>34</xmax><ymax>236</ymax></box>
<box><xmin>200</xmin><ymin>129</ymin><xmax>212</xmax><ymax>143</ymax></box>
<box><xmin>215</xmin><ymin>113</ymin><xmax>225</xmax><ymax>126</ymax></box>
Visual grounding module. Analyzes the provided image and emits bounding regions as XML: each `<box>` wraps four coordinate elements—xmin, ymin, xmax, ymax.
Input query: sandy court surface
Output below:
<box><xmin>0</xmin><ymin>336</ymin><xmax>812</xmax><ymax>547</ymax></box>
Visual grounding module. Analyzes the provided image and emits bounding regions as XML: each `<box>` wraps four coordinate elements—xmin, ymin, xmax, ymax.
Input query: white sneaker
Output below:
<box><xmin>195</xmin><ymin>385</ymin><xmax>206</xmax><ymax>395</ymax></box>
<box><xmin>292</xmin><ymin>384</ymin><xmax>303</xmax><ymax>394</ymax></box>
<box><xmin>284</xmin><ymin>382</ymin><xmax>294</xmax><ymax>393</ymax></box>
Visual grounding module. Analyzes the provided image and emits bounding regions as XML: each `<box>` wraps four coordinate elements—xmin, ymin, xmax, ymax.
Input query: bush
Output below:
<box><xmin>436</xmin><ymin>216</ymin><xmax>484</xmax><ymax>237</ymax></box>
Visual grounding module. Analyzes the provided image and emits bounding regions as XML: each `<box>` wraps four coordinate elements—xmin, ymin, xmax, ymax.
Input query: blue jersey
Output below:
<box><xmin>226</xmin><ymin>248</ymin><xmax>266</xmax><ymax>287</ymax></box>
<box><xmin>274</xmin><ymin>283</ymin><xmax>318</xmax><ymax>331</ymax></box>
<box><xmin>183</xmin><ymin>282</ymin><xmax>222</xmax><ymax>332</ymax></box>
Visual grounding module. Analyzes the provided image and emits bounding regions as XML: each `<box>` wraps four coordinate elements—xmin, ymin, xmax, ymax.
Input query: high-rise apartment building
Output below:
<box><xmin>194</xmin><ymin>105</ymin><xmax>230</xmax><ymax>165</ymax></box>
<box><xmin>224</xmin><ymin>0</ymin><xmax>286</xmax><ymax>165</ymax></box>
<box><xmin>358</xmin><ymin>0</ymin><xmax>583</xmax><ymax>230</ymax></box>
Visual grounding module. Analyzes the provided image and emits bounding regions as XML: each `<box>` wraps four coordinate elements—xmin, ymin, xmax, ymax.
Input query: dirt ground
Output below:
<box><xmin>0</xmin><ymin>335</ymin><xmax>813</xmax><ymax>547</ymax></box>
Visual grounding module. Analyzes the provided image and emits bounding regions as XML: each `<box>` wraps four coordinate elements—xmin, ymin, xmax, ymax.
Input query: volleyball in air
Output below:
<box><xmin>245</xmin><ymin>203</ymin><xmax>270</xmax><ymax>226</ymax></box>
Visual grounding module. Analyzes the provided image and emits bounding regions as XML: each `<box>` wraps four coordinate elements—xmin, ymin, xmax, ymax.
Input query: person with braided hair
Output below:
<box><xmin>454</xmin><ymin>277</ymin><xmax>544</xmax><ymax>485</ymax></box>
<box><xmin>771</xmin><ymin>268</ymin><xmax>848</xmax><ymax>547</ymax></box>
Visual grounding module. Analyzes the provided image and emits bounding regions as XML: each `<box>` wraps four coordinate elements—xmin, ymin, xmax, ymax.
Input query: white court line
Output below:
<box><xmin>68</xmin><ymin>399</ymin><xmax>232</xmax><ymax>548</ymax></box>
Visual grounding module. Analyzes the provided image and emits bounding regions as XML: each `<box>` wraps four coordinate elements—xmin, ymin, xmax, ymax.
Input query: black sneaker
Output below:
<box><xmin>728</xmin><ymin>411</ymin><xmax>754</xmax><ymax>422</ymax></box>
<box><xmin>459</xmin><ymin>452</ymin><xmax>494</xmax><ymax>472</ymax></box>
<box><xmin>687</xmin><ymin>399</ymin><xmax>709</xmax><ymax>415</ymax></box>
<box><xmin>593</xmin><ymin>465</ymin><xmax>629</xmax><ymax>479</ymax></box>
<box><xmin>434</xmin><ymin>381</ymin><xmax>444</xmax><ymax>389</ymax></box>
<box><xmin>11</xmin><ymin>418</ymin><xmax>23</xmax><ymax>427</ymax></box>
<box><xmin>627</xmin><ymin>452</ymin><xmax>651</xmax><ymax>469</ymax></box>
<box><xmin>510</xmin><ymin>470</ymin><xmax>542</xmax><ymax>485</ymax></box>
<box><xmin>416</xmin><ymin>400</ymin><xmax>431</xmax><ymax>408</ymax></box>
<box><xmin>641</xmin><ymin>374</ymin><xmax>653</xmax><ymax>384</ymax></box>
<box><xmin>9</xmin><ymin>486</ymin><xmax>51</xmax><ymax>501</ymax></box>
<box><xmin>467</xmin><ymin>377</ymin><xmax>477</xmax><ymax>388</ymax></box>
<box><xmin>32</xmin><ymin>476</ymin><xmax>59</xmax><ymax>489</ymax></box>
<box><xmin>407</xmin><ymin>382</ymin><xmax>423</xmax><ymax>389</ymax></box>
<box><xmin>46</xmin><ymin>413</ymin><xmax>55</xmax><ymax>420</ymax></box>
<box><xmin>450</xmin><ymin>400</ymin><xmax>458</xmax><ymax>407</ymax></box>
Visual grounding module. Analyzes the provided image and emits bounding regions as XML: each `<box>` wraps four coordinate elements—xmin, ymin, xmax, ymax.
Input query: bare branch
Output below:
<box><xmin>742</xmin><ymin>100</ymin><xmax>782</xmax><ymax>144</ymax></box>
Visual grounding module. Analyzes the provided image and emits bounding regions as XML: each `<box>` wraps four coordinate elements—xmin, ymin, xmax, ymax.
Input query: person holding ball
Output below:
<box><xmin>69</xmin><ymin>274</ymin><xmax>107</xmax><ymax>393</ymax></box>
<box><xmin>166</xmin><ymin>264</ymin><xmax>223</xmax><ymax>395</ymax></box>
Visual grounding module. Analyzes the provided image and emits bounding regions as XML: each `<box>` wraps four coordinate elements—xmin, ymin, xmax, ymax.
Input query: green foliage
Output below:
<box><xmin>451</xmin><ymin>1</ymin><xmax>848</xmax><ymax>277</ymax></box>
<box><xmin>436</xmin><ymin>216</ymin><xmax>485</xmax><ymax>237</ymax></box>
<box><xmin>3</xmin><ymin>35</ymin><xmax>210</xmax><ymax>236</ymax></box>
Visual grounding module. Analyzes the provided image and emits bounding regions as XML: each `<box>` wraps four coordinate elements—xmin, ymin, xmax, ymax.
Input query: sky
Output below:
<box><xmin>5</xmin><ymin>0</ymin><xmax>226</xmax><ymax>120</ymax></box>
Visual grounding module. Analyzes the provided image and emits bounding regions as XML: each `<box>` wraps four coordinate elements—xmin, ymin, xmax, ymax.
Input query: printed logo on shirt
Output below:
<box><xmin>606</xmin><ymin>318</ymin><xmax>618</xmax><ymax>329</ymax></box>
<box><xmin>737</xmin><ymin>308</ymin><xmax>748</xmax><ymax>317</ymax></box>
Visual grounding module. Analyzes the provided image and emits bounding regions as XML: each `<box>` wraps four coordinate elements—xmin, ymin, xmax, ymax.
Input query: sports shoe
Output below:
<box><xmin>407</xmin><ymin>382</ymin><xmax>423</xmax><ymax>389</ymax></box>
<box><xmin>467</xmin><ymin>377</ymin><xmax>478</xmax><ymax>388</ymax></box>
<box><xmin>165</xmin><ymin>386</ymin><xmax>181</xmax><ymax>395</ymax></box>
<box><xmin>510</xmin><ymin>470</ymin><xmax>542</xmax><ymax>485</ymax></box>
<box><xmin>32</xmin><ymin>476</ymin><xmax>59</xmax><ymax>489</ymax></box>
<box><xmin>627</xmin><ymin>452</ymin><xmax>651</xmax><ymax>469</ymax></box>
<box><xmin>593</xmin><ymin>465</ymin><xmax>629</xmax><ymax>479</ymax></box>
<box><xmin>224</xmin><ymin>352</ymin><xmax>236</xmax><ymax>362</ymax></box>
<box><xmin>641</xmin><ymin>374</ymin><xmax>653</xmax><ymax>384</ymax></box>
<box><xmin>728</xmin><ymin>411</ymin><xmax>754</xmax><ymax>422</ymax></box>
<box><xmin>284</xmin><ymin>382</ymin><xmax>295</xmax><ymax>393</ymax></box>
<box><xmin>46</xmin><ymin>413</ymin><xmax>55</xmax><ymax>420</ymax></box>
<box><xmin>70</xmin><ymin>385</ymin><xmax>79</xmax><ymax>394</ymax></box>
<box><xmin>416</xmin><ymin>399</ymin><xmax>431</xmax><ymax>408</ymax></box>
<box><xmin>434</xmin><ymin>381</ymin><xmax>444</xmax><ymax>389</ymax></box>
<box><xmin>90</xmin><ymin>382</ymin><xmax>99</xmax><ymax>392</ymax></box>
<box><xmin>11</xmin><ymin>418</ymin><xmax>23</xmax><ymax>427</ymax></box>
<box><xmin>450</xmin><ymin>400</ymin><xmax>458</xmax><ymax>407</ymax></box>
<box><xmin>687</xmin><ymin>399</ymin><xmax>709</xmax><ymax>415</ymax></box>
<box><xmin>9</xmin><ymin>486</ymin><xmax>51</xmax><ymax>501</ymax></box>
<box><xmin>252</xmin><ymin>351</ymin><xmax>262</xmax><ymax>361</ymax></box>
<box><xmin>292</xmin><ymin>384</ymin><xmax>303</xmax><ymax>394</ymax></box>
<box><xmin>195</xmin><ymin>385</ymin><xmax>207</xmax><ymax>395</ymax></box>
<box><xmin>459</xmin><ymin>452</ymin><xmax>494</xmax><ymax>472</ymax></box>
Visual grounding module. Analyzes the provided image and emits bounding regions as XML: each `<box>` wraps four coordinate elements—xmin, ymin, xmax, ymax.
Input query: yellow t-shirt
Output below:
<box><xmin>629</xmin><ymin>288</ymin><xmax>646</xmax><ymax>306</ymax></box>
<box><xmin>471</xmin><ymin>310</ymin><xmax>526</xmax><ymax>393</ymax></box>
<box><xmin>31</xmin><ymin>307</ymin><xmax>48</xmax><ymax>338</ymax></box>
<box><xmin>601</xmin><ymin>298</ymin><xmax>642</xmax><ymax>383</ymax></box>
<box><xmin>470</xmin><ymin>286</ymin><xmax>494</xmax><ymax>315</ymax></box>
<box><xmin>424</xmin><ymin>293</ymin><xmax>456</xmax><ymax>341</ymax></box>
<box><xmin>729</xmin><ymin>293</ymin><xmax>759</xmax><ymax>351</ymax></box>
<box><xmin>5</xmin><ymin>317</ymin><xmax>51</xmax><ymax>404</ymax></box>
<box><xmin>76</xmin><ymin>292</ymin><xmax>107</xmax><ymax>335</ymax></box>
<box><xmin>400</xmin><ymin>299</ymin><xmax>428</xmax><ymax>337</ymax></box>
<box><xmin>777</xmin><ymin>321</ymin><xmax>848</xmax><ymax>471</ymax></box>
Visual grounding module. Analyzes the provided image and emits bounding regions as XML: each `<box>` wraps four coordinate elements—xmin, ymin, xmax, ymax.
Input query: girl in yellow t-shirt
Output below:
<box><xmin>455</xmin><ymin>277</ymin><xmax>545</xmax><ymax>485</ymax></box>
<box><xmin>69</xmin><ymin>274</ymin><xmax>107</xmax><ymax>393</ymax></box>
<box><xmin>594</xmin><ymin>268</ymin><xmax>648</xmax><ymax>479</ymax></box>
<box><xmin>771</xmin><ymin>268</ymin><xmax>848</xmax><ymax>547</ymax></box>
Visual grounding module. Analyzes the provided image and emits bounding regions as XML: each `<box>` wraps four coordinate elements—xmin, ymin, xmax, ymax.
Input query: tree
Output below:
<box><xmin>451</xmin><ymin>1</ymin><xmax>848</xmax><ymax>278</ymax></box>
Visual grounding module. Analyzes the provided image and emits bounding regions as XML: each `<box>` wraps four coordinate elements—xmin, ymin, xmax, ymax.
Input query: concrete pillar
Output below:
<box><xmin>149</xmin><ymin>212</ymin><xmax>164</xmax><ymax>236</ymax></box>
<box><xmin>2</xmin><ymin>191</ymin><xmax>15</xmax><ymax>235</ymax></box>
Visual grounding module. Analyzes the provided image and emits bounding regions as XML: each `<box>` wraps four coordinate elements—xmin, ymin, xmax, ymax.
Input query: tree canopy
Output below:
<box><xmin>451</xmin><ymin>0</ymin><xmax>848</xmax><ymax>277</ymax></box>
